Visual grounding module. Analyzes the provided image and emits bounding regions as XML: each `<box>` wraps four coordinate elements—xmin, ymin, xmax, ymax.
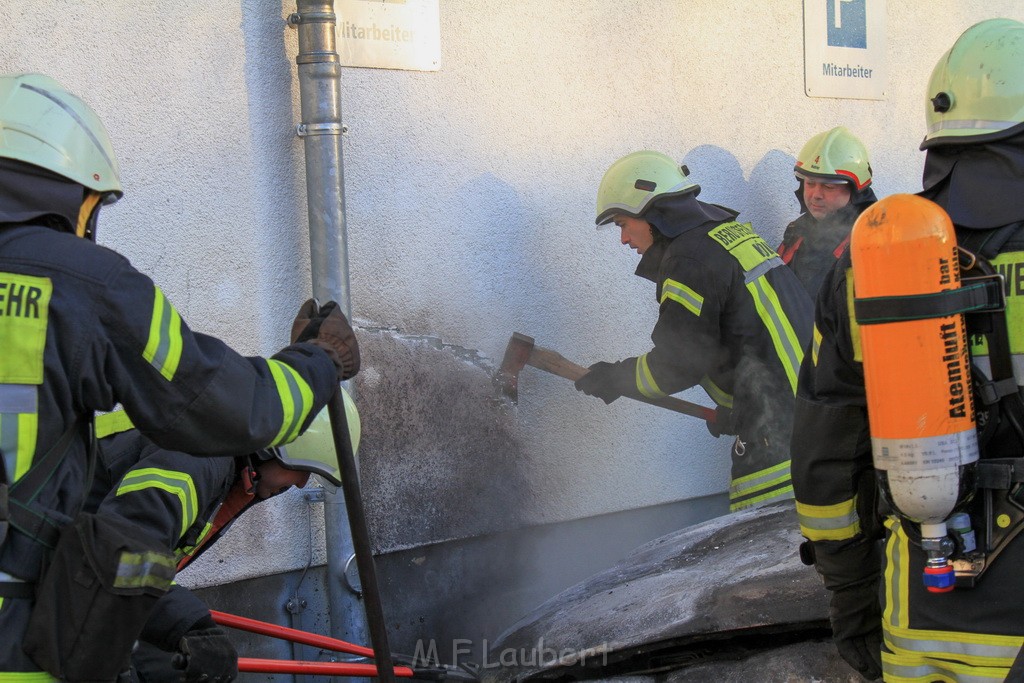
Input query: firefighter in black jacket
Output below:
<box><xmin>0</xmin><ymin>74</ymin><xmax>358</xmax><ymax>681</ymax></box>
<box><xmin>86</xmin><ymin>396</ymin><xmax>358</xmax><ymax>683</ymax></box>
<box><xmin>792</xmin><ymin>19</ymin><xmax>1024</xmax><ymax>681</ymax></box>
<box><xmin>575</xmin><ymin>151</ymin><xmax>813</xmax><ymax>511</ymax></box>
<box><xmin>777</xmin><ymin>126</ymin><xmax>877</xmax><ymax>300</ymax></box>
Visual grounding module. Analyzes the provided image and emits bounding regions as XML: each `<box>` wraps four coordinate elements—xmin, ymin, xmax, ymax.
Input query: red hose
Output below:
<box><xmin>210</xmin><ymin>610</ymin><xmax>374</xmax><ymax>658</ymax></box>
<box><xmin>238</xmin><ymin>658</ymin><xmax>414</xmax><ymax>677</ymax></box>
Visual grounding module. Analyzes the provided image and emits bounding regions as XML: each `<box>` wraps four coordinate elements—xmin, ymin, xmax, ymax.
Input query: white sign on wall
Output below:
<box><xmin>336</xmin><ymin>0</ymin><xmax>441</xmax><ymax>72</ymax></box>
<box><xmin>803</xmin><ymin>0</ymin><xmax>887</xmax><ymax>100</ymax></box>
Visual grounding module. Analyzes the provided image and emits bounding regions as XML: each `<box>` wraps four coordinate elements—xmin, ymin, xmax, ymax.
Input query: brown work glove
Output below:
<box><xmin>291</xmin><ymin>298</ymin><xmax>360</xmax><ymax>381</ymax></box>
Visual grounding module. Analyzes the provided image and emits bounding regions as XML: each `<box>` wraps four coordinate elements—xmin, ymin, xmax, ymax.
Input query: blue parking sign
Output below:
<box><xmin>826</xmin><ymin>0</ymin><xmax>867</xmax><ymax>49</ymax></box>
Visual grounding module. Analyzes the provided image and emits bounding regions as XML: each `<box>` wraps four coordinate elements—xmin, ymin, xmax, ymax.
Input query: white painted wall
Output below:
<box><xmin>3</xmin><ymin>2</ymin><xmax>1021</xmax><ymax>582</ymax></box>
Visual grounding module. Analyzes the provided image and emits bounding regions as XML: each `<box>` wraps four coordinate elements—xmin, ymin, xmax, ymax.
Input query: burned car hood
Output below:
<box><xmin>483</xmin><ymin>502</ymin><xmax>833</xmax><ymax>681</ymax></box>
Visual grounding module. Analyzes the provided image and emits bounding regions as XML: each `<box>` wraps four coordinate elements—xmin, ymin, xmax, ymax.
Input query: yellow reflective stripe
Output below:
<box><xmin>729</xmin><ymin>460</ymin><xmax>794</xmax><ymax>509</ymax></box>
<box><xmin>730</xmin><ymin>484</ymin><xmax>794</xmax><ymax>511</ymax></box>
<box><xmin>267</xmin><ymin>359</ymin><xmax>315</xmax><ymax>446</ymax></box>
<box><xmin>660</xmin><ymin>277</ymin><xmax>703</xmax><ymax>316</ymax></box>
<box><xmin>811</xmin><ymin>324</ymin><xmax>822</xmax><ymax>367</ymax></box>
<box><xmin>746</xmin><ymin>276</ymin><xmax>804</xmax><ymax>393</ymax></box>
<box><xmin>795</xmin><ymin>498</ymin><xmax>860</xmax><ymax>541</ymax></box>
<box><xmin>0</xmin><ymin>672</ymin><xmax>58</xmax><ymax>683</ymax></box>
<box><xmin>143</xmin><ymin>287</ymin><xmax>184</xmax><ymax>381</ymax></box>
<box><xmin>0</xmin><ymin>273</ymin><xmax>51</xmax><ymax>384</ymax></box>
<box><xmin>884</xmin><ymin>516</ymin><xmax>907</xmax><ymax>629</ymax></box>
<box><xmin>1</xmin><ymin>406</ymin><xmax>39</xmax><ymax>484</ymax></box>
<box><xmin>113</xmin><ymin>550</ymin><xmax>175</xmax><ymax>590</ymax></box>
<box><xmin>634</xmin><ymin>353</ymin><xmax>665</xmax><ymax>398</ymax></box>
<box><xmin>884</xmin><ymin>627</ymin><xmax>1021</xmax><ymax>671</ymax></box>
<box><xmin>95</xmin><ymin>409</ymin><xmax>135</xmax><ymax>439</ymax></box>
<box><xmin>699</xmin><ymin>375</ymin><xmax>733</xmax><ymax>408</ymax></box>
<box><xmin>882</xmin><ymin>519</ymin><xmax>1022</xmax><ymax>673</ymax></box>
<box><xmin>882</xmin><ymin>649</ymin><xmax>1011</xmax><ymax>683</ymax></box>
<box><xmin>845</xmin><ymin>269</ymin><xmax>863</xmax><ymax>363</ymax></box>
<box><xmin>177</xmin><ymin>520</ymin><xmax>214</xmax><ymax>562</ymax></box>
<box><xmin>117</xmin><ymin>468</ymin><xmax>199</xmax><ymax>540</ymax></box>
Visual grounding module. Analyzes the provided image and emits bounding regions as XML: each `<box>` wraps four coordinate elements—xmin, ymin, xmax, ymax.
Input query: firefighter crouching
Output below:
<box><xmin>87</xmin><ymin>394</ymin><xmax>358</xmax><ymax>683</ymax></box>
<box><xmin>792</xmin><ymin>19</ymin><xmax>1024</xmax><ymax>682</ymax></box>
<box><xmin>0</xmin><ymin>74</ymin><xmax>358</xmax><ymax>682</ymax></box>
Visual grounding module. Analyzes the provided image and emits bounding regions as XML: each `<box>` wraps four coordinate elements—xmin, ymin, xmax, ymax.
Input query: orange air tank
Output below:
<box><xmin>850</xmin><ymin>194</ymin><xmax>979</xmax><ymax>591</ymax></box>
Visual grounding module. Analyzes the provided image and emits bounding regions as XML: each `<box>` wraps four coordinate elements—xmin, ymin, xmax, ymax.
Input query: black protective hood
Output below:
<box><xmin>793</xmin><ymin>178</ymin><xmax>877</xmax><ymax>215</ymax></box>
<box><xmin>644</xmin><ymin>193</ymin><xmax>737</xmax><ymax>239</ymax></box>
<box><xmin>0</xmin><ymin>157</ymin><xmax>84</xmax><ymax>234</ymax></box>
<box><xmin>919</xmin><ymin>127</ymin><xmax>1024</xmax><ymax>230</ymax></box>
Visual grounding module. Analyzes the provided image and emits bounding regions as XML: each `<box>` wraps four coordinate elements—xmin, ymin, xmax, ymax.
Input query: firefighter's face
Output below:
<box><xmin>615</xmin><ymin>215</ymin><xmax>654</xmax><ymax>254</ymax></box>
<box><xmin>254</xmin><ymin>460</ymin><xmax>311</xmax><ymax>499</ymax></box>
<box><xmin>803</xmin><ymin>179</ymin><xmax>852</xmax><ymax>220</ymax></box>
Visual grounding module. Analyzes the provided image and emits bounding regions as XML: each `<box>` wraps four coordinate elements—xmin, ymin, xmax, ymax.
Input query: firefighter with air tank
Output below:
<box><xmin>792</xmin><ymin>18</ymin><xmax>1024</xmax><ymax>682</ymax></box>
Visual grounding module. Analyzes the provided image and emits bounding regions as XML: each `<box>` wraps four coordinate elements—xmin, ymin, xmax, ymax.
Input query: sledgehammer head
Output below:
<box><xmin>493</xmin><ymin>332</ymin><xmax>536</xmax><ymax>404</ymax></box>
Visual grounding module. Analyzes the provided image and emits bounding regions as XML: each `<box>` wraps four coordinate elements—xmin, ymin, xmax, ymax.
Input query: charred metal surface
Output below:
<box><xmin>482</xmin><ymin>503</ymin><xmax>831</xmax><ymax>682</ymax></box>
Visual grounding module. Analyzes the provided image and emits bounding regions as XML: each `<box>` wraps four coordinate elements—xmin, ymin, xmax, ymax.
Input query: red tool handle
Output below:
<box><xmin>211</xmin><ymin>610</ymin><xmax>373</xmax><ymax>658</ymax></box>
<box><xmin>238</xmin><ymin>658</ymin><xmax>414</xmax><ymax>677</ymax></box>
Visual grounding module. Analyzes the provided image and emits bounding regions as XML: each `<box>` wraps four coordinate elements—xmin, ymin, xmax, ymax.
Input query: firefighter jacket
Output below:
<box><xmin>777</xmin><ymin>203</ymin><xmax>865</xmax><ymax>301</ymax></box>
<box><xmin>610</xmin><ymin>210</ymin><xmax>813</xmax><ymax>510</ymax></box>
<box><xmin>88</xmin><ymin>424</ymin><xmax>248</xmax><ymax>659</ymax></box>
<box><xmin>791</xmin><ymin>222</ymin><xmax>1024</xmax><ymax>681</ymax></box>
<box><xmin>0</xmin><ymin>224</ymin><xmax>337</xmax><ymax>675</ymax></box>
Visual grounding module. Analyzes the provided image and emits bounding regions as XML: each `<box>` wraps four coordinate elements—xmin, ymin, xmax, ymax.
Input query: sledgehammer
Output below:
<box><xmin>494</xmin><ymin>332</ymin><xmax>717</xmax><ymax>424</ymax></box>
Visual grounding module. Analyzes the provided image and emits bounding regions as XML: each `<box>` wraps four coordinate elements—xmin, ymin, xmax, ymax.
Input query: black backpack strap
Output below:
<box><xmin>4</xmin><ymin>417</ymin><xmax>93</xmax><ymax>550</ymax></box>
<box><xmin>959</xmin><ymin>226</ymin><xmax>1024</xmax><ymax>445</ymax></box>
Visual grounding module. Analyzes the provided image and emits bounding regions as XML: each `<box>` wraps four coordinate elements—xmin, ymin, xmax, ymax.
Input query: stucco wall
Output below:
<box><xmin>4</xmin><ymin>1</ymin><xmax>1022</xmax><ymax>586</ymax></box>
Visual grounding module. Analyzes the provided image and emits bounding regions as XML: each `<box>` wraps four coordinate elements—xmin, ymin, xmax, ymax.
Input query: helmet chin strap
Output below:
<box><xmin>75</xmin><ymin>190</ymin><xmax>103</xmax><ymax>239</ymax></box>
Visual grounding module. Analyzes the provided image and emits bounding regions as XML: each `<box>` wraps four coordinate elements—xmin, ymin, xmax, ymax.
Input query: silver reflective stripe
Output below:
<box><xmin>743</xmin><ymin>256</ymin><xmax>784</xmax><ymax>284</ymax></box>
<box><xmin>0</xmin><ymin>385</ymin><xmax>36</xmax><ymax>413</ymax></box>
<box><xmin>0</xmin><ymin>571</ymin><xmax>26</xmax><ymax>583</ymax></box>
<box><xmin>797</xmin><ymin>508</ymin><xmax>858</xmax><ymax>533</ymax></box>
<box><xmin>699</xmin><ymin>376</ymin><xmax>733</xmax><ymax>408</ymax></box>
<box><xmin>882</xmin><ymin>658</ymin><xmax>1006</xmax><ymax>683</ymax></box>
<box><xmin>885</xmin><ymin>630</ymin><xmax>1021</xmax><ymax>663</ymax></box>
<box><xmin>114</xmin><ymin>550</ymin><xmax>176</xmax><ymax>590</ymax></box>
<box><xmin>928</xmin><ymin>118</ymin><xmax>1019</xmax><ymax>135</ymax></box>
<box><xmin>748</xmin><ymin>277</ymin><xmax>803</xmax><ymax>385</ymax></box>
<box><xmin>886</xmin><ymin>522</ymin><xmax>906</xmax><ymax>629</ymax></box>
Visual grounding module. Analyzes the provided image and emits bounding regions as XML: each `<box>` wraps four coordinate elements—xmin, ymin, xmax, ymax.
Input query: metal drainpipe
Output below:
<box><xmin>288</xmin><ymin>0</ymin><xmax>365</xmax><ymax>655</ymax></box>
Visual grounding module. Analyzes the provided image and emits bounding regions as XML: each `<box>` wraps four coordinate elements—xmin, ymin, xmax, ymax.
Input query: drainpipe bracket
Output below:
<box><xmin>287</xmin><ymin>12</ymin><xmax>336</xmax><ymax>28</ymax></box>
<box><xmin>303</xmin><ymin>487</ymin><xmax>327</xmax><ymax>503</ymax></box>
<box><xmin>297</xmin><ymin>122</ymin><xmax>348</xmax><ymax>138</ymax></box>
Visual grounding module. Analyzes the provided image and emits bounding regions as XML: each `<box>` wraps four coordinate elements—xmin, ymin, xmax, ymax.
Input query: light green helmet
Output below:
<box><xmin>922</xmin><ymin>18</ymin><xmax>1024</xmax><ymax>149</ymax></box>
<box><xmin>0</xmin><ymin>73</ymin><xmax>122</xmax><ymax>202</ymax></box>
<box><xmin>275</xmin><ymin>386</ymin><xmax>361</xmax><ymax>487</ymax></box>
<box><xmin>794</xmin><ymin>126</ymin><xmax>872</xmax><ymax>190</ymax></box>
<box><xmin>595</xmin><ymin>151</ymin><xmax>699</xmax><ymax>226</ymax></box>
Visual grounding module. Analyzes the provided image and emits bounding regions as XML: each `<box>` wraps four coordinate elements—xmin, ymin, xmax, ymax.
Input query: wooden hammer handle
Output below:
<box><xmin>528</xmin><ymin>346</ymin><xmax>717</xmax><ymax>423</ymax></box>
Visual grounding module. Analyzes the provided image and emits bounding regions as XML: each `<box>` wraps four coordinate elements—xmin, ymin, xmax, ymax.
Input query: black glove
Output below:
<box><xmin>574</xmin><ymin>361</ymin><xmax>629</xmax><ymax>404</ymax></box>
<box><xmin>829</xmin><ymin>581</ymin><xmax>883</xmax><ymax>681</ymax></box>
<box><xmin>174</xmin><ymin>617</ymin><xmax>238</xmax><ymax>683</ymax></box>
<box><xmin>291</xmin><ymin>298</ymin><xmax>361</xmax><ymax>381</ymax></box>
<box><xmin>706</xmin><ymin>406</ymin><xmax>735</xmax><ymax>437</ymax></box>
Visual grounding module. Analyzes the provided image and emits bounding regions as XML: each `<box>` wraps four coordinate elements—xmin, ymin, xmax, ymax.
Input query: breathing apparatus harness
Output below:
<box><xmin>854</xmin><ymin>219</ymin><xmax>1024</xmax><ymax>590</ymax></box>
<box><xmin>951</xmin><ymin>225</ymin><xmax>1024</xmax><ymax>587</ymax></box>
